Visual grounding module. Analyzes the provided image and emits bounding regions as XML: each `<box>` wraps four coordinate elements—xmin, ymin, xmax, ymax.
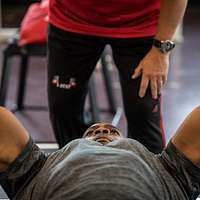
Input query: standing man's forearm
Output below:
<box><xmin>155</xmin><ymin>0</ymin><xmax>188</xmax><ymax>40</ymax></box>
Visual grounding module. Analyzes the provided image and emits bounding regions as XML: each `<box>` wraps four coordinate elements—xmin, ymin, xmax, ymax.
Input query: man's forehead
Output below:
<box><xmin>89</xmin><ymin>123</ymin><xmax>118</xmax><ymax>129</ymax></box>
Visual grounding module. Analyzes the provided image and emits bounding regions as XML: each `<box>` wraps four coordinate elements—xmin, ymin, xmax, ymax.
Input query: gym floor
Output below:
<box><xmin>0</xmin><ymin>4</ymin><xmax>200</xmax><ymax>199</ymax></box>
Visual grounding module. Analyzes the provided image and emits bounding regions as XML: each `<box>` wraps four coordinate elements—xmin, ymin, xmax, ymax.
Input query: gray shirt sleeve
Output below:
<box><xmin>0</xmin><ymin>138</ymin><xmax>47</xmax><ymax>199</ymax></box>
<box><xmin>159</xmin><ymin>140</ymin><xmax>200</xmax><ymax>200</ymax></box>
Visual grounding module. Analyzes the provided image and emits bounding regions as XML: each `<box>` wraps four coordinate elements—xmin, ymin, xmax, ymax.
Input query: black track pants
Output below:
<box><xmin>47</xmin><ymin>24</ymin><xmax>165</xmax><ymax>153</ymax></box>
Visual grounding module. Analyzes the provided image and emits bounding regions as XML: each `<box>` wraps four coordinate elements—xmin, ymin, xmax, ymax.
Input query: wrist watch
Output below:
<box><xmin>153</xmin><ymin>39</ymin><xmax>175</xmax><ymax>53</ymax></box>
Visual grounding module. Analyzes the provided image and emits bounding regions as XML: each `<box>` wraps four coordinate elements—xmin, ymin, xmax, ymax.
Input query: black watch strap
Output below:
<box><xmin>153</xmin><ymin>39</ymin><xmax>163</xmax><ymax>48</ymax></box>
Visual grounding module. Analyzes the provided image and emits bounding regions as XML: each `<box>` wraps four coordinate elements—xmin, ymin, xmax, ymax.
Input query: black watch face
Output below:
<box><xmin>161</xmin><ymin>41</ymin><xmax>175</xmax><ymax>53</ymax></box>
<box><xmin>164</xmin><ymin>42</ymin><xmax>172</xmax><ymax>51</ymax></box>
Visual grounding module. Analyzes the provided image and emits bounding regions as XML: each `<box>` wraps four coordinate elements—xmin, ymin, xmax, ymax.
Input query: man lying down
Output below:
<box><xmin>0</xmin><ymin>106</ymin><xmax>200</xmax><ymax>200</ymax></box>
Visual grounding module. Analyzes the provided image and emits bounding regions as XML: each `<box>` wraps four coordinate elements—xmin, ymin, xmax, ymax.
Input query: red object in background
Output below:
<box><xmin>18</xmin><ymin>0</ymin><xmax>49</xmax><ymax>46</ymax></box>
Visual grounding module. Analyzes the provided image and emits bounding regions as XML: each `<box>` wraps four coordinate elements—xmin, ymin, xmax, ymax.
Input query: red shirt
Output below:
<box><xmin>49</xmin><ymin>0</ymin><xmax>160</xmax><ymax>38</ymax></box>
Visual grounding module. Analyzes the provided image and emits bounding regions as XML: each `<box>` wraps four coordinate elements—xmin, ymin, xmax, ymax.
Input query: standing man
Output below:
<box><xmin>48</xmin><ymin>0</ymin><xmax>188</xmax><ymax>153</ymax></box>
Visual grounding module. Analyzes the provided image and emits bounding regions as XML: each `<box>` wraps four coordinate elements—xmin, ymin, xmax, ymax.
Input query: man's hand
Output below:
<box><xmin>132</xmin><ymin>47</ymin><xmax>169</xmax><ymax>99</ymax></box>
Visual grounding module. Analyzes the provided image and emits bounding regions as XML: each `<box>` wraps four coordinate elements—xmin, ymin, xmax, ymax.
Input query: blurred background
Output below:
<box><xmin>0</xmin><ymin>0</ymin><xmax>200</xmax><ymax>198</ymax></box>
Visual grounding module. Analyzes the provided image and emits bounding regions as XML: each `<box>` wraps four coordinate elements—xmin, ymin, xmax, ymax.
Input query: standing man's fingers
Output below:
<box><xmin>157</xmin><ymin>76</ymin><xmax>163</xmax><ymax>95</ymax></box>
<box><xmin>151</xmin><ymin>76</ymin><xmax>158</xmax><ymax>99</ymax></box>
<box><xmin>139</xmin><ymin>75</ymin><xmax>149</xmax><ymax>98</ymax></box>
<box><xmin>131</xmin><ymin>65</ymin><xmax>143</xmax><ymax>79</ymax></box>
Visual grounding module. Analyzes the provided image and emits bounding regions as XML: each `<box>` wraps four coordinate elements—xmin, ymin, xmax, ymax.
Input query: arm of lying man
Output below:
<box><xmin>160</xmin><ymin>106</ymin><xmax>200</xmax><ymax>200</ymax></box>
<box><xmin>0</xmin><ymin>107</ymin><xmax>30</xmax><ymax>171</ymax></box>
<box><xmin>0</xmin><ymin>107</ymin><xmax>47</xmax><ymax>198</ymax></box>
<box><xmin>172</xmin><ymin>106</ymin><xmax>200</xmax><ymax>167</ymax></box>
